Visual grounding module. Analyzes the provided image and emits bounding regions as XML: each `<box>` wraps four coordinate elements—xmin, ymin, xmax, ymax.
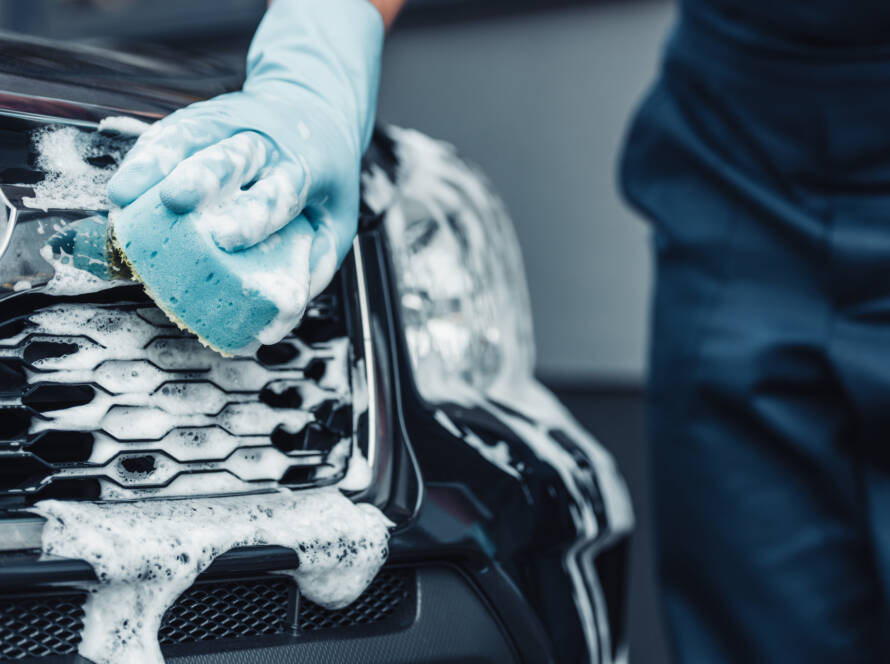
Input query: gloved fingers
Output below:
<box><xmin>308</xmin><ymin>222</ymin><xmax>339</xmax><ymax>299</ymax></box>
<box><xmin>209</xmin><ymin>160</ymin><xmax>309</xmax><ymax>252</ymax></box>
<box><xmin>158</xmin><ymin>132</ymin><xmax>274</xmax><ymax>214</ymax></box>
<box><xmin>307</xmin><ymin>185</ymin><xmax>363</xmax><ymax>261</ymax></box>
<box><xmin>108</xmin><ymin>112</ymin><xmax>230</xmax><ymax>207</ymax></box>
<box><xmin>297</xmin><ymin>152</ymin><xmax>360</xmax><ymax>265</ymax></box>
<box><xmin>305</xmin><ymin>202</ymin><xmax>358</xmax><ymax>299</ymax></box>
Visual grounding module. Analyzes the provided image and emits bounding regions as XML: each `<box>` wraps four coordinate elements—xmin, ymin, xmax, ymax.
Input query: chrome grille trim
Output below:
<box><xmin>0</xmin><ymin>188</ymin><xmax>16</xmax><ymax>265</ymax></box>
<box><xmin>0</xmin><ymin>288</ymin><xmax>354</xmax><ymax>498</ymax></box>
<box><xmin>0</xmin><ymin>241</ymin><xmax>375</xmax><ymax>550</ymax></box>
<box><xmin>352</xmin><ymin>238</ymin><xmax>378</xmax><ymax>472</ymax></box>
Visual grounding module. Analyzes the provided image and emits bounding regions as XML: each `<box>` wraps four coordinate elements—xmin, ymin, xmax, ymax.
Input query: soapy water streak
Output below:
<box><xmin>364</xmin><ymin>127</ymin><xmax>633</xmax><ymax>663</ymax></box>
<box><xmin>32</xmin><ymin>489</ymin><xmax>392</xmax><ymax>664</ymax></box>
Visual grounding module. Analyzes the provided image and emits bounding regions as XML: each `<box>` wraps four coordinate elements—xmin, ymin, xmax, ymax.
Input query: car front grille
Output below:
<box><xmin>0</xmin><ymin>282</ymin><xmax>355</xmax><ymax>504</ymax></box>
<box><xmin>0</xmin><ymin>568</ymin><xmax>413</xmax><ymax>660</ymax></box>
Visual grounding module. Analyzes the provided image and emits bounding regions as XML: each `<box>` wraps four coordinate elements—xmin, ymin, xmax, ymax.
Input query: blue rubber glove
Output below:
<box><xmin>108</xmin><ymin>0</ymin><xmax>384</xmax><ymax>299</ymax></box>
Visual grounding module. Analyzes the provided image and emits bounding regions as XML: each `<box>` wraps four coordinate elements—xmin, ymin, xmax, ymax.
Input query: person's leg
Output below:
<box><xmin>622</xmin><ymin>83</ymin><xmax>885</xmax><ymax>662</ymax></box>
<box><xmin>824</xmin><ymin>186</ymin><xmax>890</xmax><ymax>646</ymax></box>
<box><xmin>619</xmin><ymin>33</ymin><xmax>890</xmax><ymax>658</ymax></box>
<box><xmin>649</xmin><ymin>229</ymin><xmax>883</xmax><ymax>662</ymax></box>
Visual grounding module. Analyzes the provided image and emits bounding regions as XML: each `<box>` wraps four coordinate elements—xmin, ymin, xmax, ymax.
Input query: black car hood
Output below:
<box><xmin>0</xmin><ymin>31</ymin><xmax>239</xmax><ymax>121</ymax></box>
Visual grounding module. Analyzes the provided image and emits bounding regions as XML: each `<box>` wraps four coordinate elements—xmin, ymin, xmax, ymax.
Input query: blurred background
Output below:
<box><xmin>1</xmin><ymin>0</ymin><xmax>674</xmax><ymax>660</ymax></box>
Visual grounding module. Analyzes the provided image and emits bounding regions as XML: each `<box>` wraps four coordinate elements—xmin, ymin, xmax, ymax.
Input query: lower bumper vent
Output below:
<box><xmin>0</xmin><ymin>592</ymin><xmax>84</xmax><ymax>660</ymax></box>
<box><xmin>0</xmin><ymin>568</ymin><xmax>413</xmax><ymax>660</ymax></box>
<box><xmin>300</xmin><ymin>566</ymin><xmax>411</xmax><ymax>633</ymax></box>
<box><xmin>161</xmin><ymin>577</ymin><xmax>293</xmax><ymax>646</ymax></box>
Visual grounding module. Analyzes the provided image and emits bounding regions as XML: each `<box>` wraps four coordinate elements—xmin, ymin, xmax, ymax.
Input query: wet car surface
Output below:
<box><xmin>0</xmin><ymin>34</ymin><xmax>632</xmax><ymax>664</ymax></box>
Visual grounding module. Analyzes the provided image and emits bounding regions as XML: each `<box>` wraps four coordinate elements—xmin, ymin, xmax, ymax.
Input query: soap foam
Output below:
<box><xmin>171</xmin><ymin>133</ymin><xmax>307</xmax><ymax>254</ymax></box>
<box><xmin>239</xmin><ymin>228</ymin><xmax>314</xmax><ymax>346</ymax></box>
<box><xmin>367</xmin><ymin>125</ymin><xmax>633</xmax><ymax>662</ymax></box>
<box><xmin>332</xmin><ymin>437</ymin><xmax>373</xmax><ymax>492</ymax></box>
<box><xmin>24</xmin><ymin>125</ymin><xmax>129</xmax><ymax>212</ymax></box>
<box><xmin>38</xmin><ymin>245</ymin><xmax>125</xmax><ymax>296</ymax></box>
<box><xmin>32</xmin><ymin>488</ymin><xmax>392</xmax><ymax>664</ymax></box>
<box><xmin>7</xmin><ymin>304</ymin><xmax>357</xmax><ymax>497</ymax></box>
<box><xmin>98</xmin><ymin>116</ymin><xmax>151</xmax><ymax>137</ymax></box>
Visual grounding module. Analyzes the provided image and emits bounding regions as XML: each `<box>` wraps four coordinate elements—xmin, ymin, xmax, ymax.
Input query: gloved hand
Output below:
<box><xmin>107</xmin><ymin>0</ymin><xmax>384</xmax><ymax>300</ymax></box>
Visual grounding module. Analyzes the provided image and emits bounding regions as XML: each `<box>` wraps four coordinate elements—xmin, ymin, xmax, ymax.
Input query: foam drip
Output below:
<box><xmin>32</xmin><ymin>488</ymin><xmax>391</xmax><ymax>664</ymax></box>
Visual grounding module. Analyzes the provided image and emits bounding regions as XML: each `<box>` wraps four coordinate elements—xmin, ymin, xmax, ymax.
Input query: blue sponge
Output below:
<box><xmin>111</xmin><ymin>183</ymin><xmax>315</xmax><ymax>356</ymax></box>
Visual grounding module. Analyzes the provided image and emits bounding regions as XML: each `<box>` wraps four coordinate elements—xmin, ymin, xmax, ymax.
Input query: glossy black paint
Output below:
<box><xmin>0</xmin><ymin>32</ymin><xmax>237</xmax><ymax>121</ymax></box>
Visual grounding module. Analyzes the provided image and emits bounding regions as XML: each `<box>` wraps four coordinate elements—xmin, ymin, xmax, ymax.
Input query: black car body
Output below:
<box><xmin>0</xmin><ymin>34</ymin><xmax>632</xmax><ymax>664</ymax></box>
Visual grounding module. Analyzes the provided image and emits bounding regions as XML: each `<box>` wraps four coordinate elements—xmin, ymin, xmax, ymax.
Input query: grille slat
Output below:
<box><xmin>0</xmin><ymin>289</ymin><xmax>355</xmax><ymax>501</ymax></box>
<box><xmin>0</xmin><ymin>569</ymin><xmax>413</xmax><ymax>660</ymax></box>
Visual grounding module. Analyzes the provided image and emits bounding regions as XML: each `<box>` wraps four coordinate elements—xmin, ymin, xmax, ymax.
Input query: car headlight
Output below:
<box><xmin>371</xmin><ymin>126</ymin><xmax>536</xmax><ymax>402</ymax></box>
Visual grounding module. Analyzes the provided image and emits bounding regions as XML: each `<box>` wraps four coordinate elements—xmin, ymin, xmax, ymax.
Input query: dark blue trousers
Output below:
<box><xmin>621</xmin><ymin>16</ymin><xmax>890</xmax><ymax>664</ymax></box>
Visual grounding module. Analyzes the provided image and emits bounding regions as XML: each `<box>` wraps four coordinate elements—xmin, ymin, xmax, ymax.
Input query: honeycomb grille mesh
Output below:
<box><xmin>300</xmin><ymin>568</ymin><xmax>411</xmax><ymax>632</ymax></box>
<box><xmin>0</xmin><ymin>593</ymin><xmax>84</xmax><ymax>659</ymax></box>
<box><xmin>160</xmin><ymin>578</ymin><xmax>293</xmax><ymax>645</ymax></box>
<box><xmin>0</xmin><ymin>287</ymin><xmax>355</xmax><ymax>503</ymax></box>
<box><xmin>0</xmin><ymin>569</ymin><xmax>412</xmax><ymax>659</ymax></box>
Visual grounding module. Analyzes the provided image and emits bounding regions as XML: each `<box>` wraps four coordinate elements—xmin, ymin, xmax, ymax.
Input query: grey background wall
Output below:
<box><xmin>378</xmin><ymin>0</ymin><xmax>675</xmax><ymax>385</ymax></box>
